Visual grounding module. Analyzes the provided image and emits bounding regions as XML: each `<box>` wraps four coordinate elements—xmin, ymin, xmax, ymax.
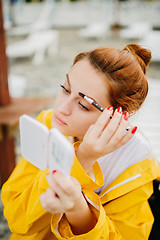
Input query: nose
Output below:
<box><xmin>57</xmin><ymin>97</ymin><xmax>73</xmax><ymax>116</ymax></box>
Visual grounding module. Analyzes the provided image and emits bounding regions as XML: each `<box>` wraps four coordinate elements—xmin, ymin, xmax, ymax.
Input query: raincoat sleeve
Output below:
<box><xmin>1</xmin><ymin>111</ymin><xmax>52</xmax><ymax>234</ymax></box>
<box><xmin>50</xmin><ymin>173</ymin><xmax>154</xmax><ymax>239</ymax></box>
<box><xmin>1</xmin><ymin>156</ymin><xmax>52</xmax><ymax>234</ymax></box>
<box><xmin>103</xmin><ymin>181</ymin><xmax>154</xmax><ymax>240</ymax></box>
<box><xmin>50</xmin><ymin>154</ymin><xmax>122</xmax><ymax>240</ymax></box>
<box><xmin>50</xmin><ymin>156</ymin><xmax>157</xmax><ymax>240</ymax></box>
<box><xmin>1</xmin><ymin>147</ymin><xmax>104</xmax><ymax>236</ymax></box>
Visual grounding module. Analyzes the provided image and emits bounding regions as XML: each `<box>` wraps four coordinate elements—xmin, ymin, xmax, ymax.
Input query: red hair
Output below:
<box><xmin>73</xmin><ymin>44</ymin><xmax>151</xmax><ymax>115</ymax></box>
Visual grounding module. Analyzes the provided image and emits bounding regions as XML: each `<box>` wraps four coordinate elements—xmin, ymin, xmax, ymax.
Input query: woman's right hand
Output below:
<box><xmin>76</xmin><ymin>106</ymin><xmax>137</xmax><ymax>171</ymax></box>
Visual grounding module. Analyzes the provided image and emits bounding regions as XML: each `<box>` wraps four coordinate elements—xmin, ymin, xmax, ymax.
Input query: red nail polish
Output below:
<box><xmin>52</xmin><ymin>170</ymin><xmax>57</xmax><ymax>174</ymax></box>
<box><xmin>117</xmin><ymin>106</ymin><xmax>122</xmax><ymax>114</ymax></box>
<box><xmin>124</xmin><ymin>112</ymin><xmax>129</xmax><ymax>121</ymax></box>
<box><xmin>131</xmin><ymin>126</ymin><xmax>137</xmax><ymax>134</ymax></box>
<box><xmin>107</xmin><ymin>106</ymin><xmax>113</xmax><ymax>111</ymax></box>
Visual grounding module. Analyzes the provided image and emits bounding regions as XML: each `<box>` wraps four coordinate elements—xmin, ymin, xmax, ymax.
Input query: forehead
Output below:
<box><xmin>68</xmin><ymin>59</ymin><xmax>110</xmax><ymax>106</ymax></box>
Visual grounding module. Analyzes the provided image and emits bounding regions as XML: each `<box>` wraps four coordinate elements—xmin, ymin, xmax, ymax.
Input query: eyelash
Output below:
<box><xmin>60</xmin><ymin>85</ymin><xmax>89</xmax><ymax>111</ymax></box>
<box><xmin>60</xmin><ymin>84</ymin><xmax>70</xmax><ymax>93</ymax></box>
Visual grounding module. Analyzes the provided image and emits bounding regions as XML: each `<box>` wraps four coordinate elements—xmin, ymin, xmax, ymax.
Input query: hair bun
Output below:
<box><xmin>123</xmin><ymin>44</ymin><xmax>151</xmax><ymax>74</ymax></box>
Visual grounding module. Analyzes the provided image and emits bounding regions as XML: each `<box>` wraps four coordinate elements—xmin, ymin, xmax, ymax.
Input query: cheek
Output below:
<box><xmin>53</xmin><ymin>92</ymin><xmax>63</xmax><ymax>108</ymax></box>
<box><xmin>73</xmin><ymin>113</ymin><xmax>100</xmax><ymax>135</ymax></box>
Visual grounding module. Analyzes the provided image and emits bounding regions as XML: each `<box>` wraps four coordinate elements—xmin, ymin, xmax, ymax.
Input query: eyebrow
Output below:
<box><xmin>66</xmin><ymin>73</ymin><xmax>100</xmax><ymax>105</ymax></box>
<box><xmin>66</xmin><ymin>74</ymin><xmax>71</xmax><ymax>87</ymax></box>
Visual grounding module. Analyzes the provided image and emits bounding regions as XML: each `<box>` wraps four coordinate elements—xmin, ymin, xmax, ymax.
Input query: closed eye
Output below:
<box><xmin>78</xmin><ymin>102</ymin><xmax>89</xmax><ymax>111</ymax></box>
<box><xmin>60</xmin><ymin>85</ymin><xmax>89</xmax><ymax>111</ymax></box>
<box><xmin>60</xmin><ymin>84</ymin><xmax>70</xmax><ymax>93</ymax></box>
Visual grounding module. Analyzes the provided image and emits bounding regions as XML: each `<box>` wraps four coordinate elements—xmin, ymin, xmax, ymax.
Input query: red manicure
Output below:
<box><xmin>107</xmin><ymin>106</ymin><xmax>113</xmax><ymax>111</ymax></box>
<box><xmin>131</xmin><ymin>126</ymin><xmax>137</xmax><ymax>134</ymax></box>
<box><xmin>52</xmin><ymin>170</ymin><xmax>57</xmax><ymax>174</ymax></box>
<box><xmin>124</xmin><ymin>112</ymin><xmax>129</xmax><ymax>121</ymax></box>
<box><xmin>117</xmin><ymin>106</ymin><xmax>122</xmax><ymax>114</ymax></box>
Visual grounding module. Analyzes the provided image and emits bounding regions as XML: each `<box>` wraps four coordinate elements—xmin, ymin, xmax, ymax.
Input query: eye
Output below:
<box><xmin>60</xmin><ymin>85</ymin><xmax>89</xmax><ymax>111</ymax></box>
<box><xmin>60</xmin><ymin>84</ymin><xmax>70</xmax><ymax>94</ymax></box>
<box><xmin>78</xmin><ymin>102</ymin><xmax>89</xmax><ymax>111</ymax></box>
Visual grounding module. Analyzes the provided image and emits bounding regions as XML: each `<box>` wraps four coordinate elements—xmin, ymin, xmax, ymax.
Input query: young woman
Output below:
<box><xmin>2</xmin><ymin>44</ymin><xmax>160</xmax><ymax>240</ymax></box>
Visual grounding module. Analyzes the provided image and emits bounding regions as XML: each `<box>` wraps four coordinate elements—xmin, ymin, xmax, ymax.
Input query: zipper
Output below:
<box><xmin>100</xmin><ymin>174</ymin><xmax>142</xmax><ymax>198</ymax></box>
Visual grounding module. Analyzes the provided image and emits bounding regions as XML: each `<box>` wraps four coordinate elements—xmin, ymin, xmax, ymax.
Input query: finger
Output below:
<box><xmin>46</xmin><ymin>187</ymin><xmax>58</xmax><ymax>200</ymax></box>
<box><xmin>99</xmin><ymin>107</ymin><xmax>123</xmax><ymax>143</ymax></box>
<box><xmin>50</xmin><ymin>179</ymin><xmax>67</xmax><ymax>199</ymax></box>
<box><xmin>69</xmin><ymin>176</ymin><xmax>81</xmax><ymax>186</ymax></box>
<box><xmin>40</xmin><ymin>192</ymin><xmax>47</xmax><ymax>209</ymax></box>
<box><xmin>46</xmin><ymin>173</ymin><xmax>66</xmax><ymax>197</ymax></box>
<box><xmin>90</xmin><ymin>107</ymin><xmax>113</xmax><ymax>139</ymax></box>
<box><xmin>46</xmin><ymin>173</ymin><xmax>56</xmax><ymax>189</ymax></box>
<box><xmin>106</xmin><ymin>111</ymin><xmax>129</xmax><ymax>146</ymax></box>
<box><xmin>49</xmin><ymin>171</ymin><xmax>75</xmax><ymax>196</ymax></box>
<box><xmin>40</xmin><ymin>188</ymin><xmax>60</xmax><ymax>212</ymax></box>
<box><xmin>116</xmin><ymin>126</ymin><xmax>137</xmax><ymax>149</ymax></box>
<box><xmin>46</xmin><ymin>176</ymin><xmax>77</xmax><ymax>211</ymax></box>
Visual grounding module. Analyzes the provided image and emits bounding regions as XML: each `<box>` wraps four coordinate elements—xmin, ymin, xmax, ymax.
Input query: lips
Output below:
<box><xmin>54</xmin><ymin>114</ymin><xmax>67</xmax><ymax>126</ymax></box>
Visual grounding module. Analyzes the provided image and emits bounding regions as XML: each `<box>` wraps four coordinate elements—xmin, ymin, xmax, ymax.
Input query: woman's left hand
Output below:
<box><xmin>40</xmin><ymin>171</ymin><xmax>83</xmax><ymax>214</ymax></box>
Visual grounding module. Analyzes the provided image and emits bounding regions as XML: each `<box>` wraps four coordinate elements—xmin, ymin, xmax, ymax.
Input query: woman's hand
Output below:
<box><xmin>40</xmin><ymin>171</ymin><xmax>83</xmax><ymax>214</ymax></box>
<box><xmin>76</xmin><ymin>106</ymin><xmax>137</xmax><ymax>171</ymax></box>
<box><xmin>40</xmin><ymin>171</ymin><xmax>97</xmax><ymax>234</ymax></box>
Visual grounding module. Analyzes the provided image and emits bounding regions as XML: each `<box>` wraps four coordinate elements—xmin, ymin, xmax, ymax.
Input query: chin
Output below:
<box><xmin>52</xmin><ymin>124</ymin><xmax>70</xmax><ymax>136</ymax></box>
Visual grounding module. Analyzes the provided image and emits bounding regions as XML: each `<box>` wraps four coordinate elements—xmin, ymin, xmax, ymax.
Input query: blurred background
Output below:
<box><xmin>0</xmin><ymin>0</ymin><xmax>160</xmax><ymax>238</ymax></box>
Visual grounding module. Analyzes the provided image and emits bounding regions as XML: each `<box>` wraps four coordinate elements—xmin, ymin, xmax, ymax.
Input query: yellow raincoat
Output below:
<box><xmin>1</xmin><ymin>110</ymin><xmax>160</xmax><ymax>240</ymax></box>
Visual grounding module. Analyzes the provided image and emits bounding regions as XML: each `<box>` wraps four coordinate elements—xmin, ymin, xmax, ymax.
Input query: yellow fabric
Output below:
<box><xmin>1</xmin><ymin>110</ymin><xmax>160</xmax><ymax>240</ymax></box>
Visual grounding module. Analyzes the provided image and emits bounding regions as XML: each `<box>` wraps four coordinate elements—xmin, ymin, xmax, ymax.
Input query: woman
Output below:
<box><xmin>2</xmin><ymin>44</ymin><xmax>160</xmax><ymax>239</ymax></box>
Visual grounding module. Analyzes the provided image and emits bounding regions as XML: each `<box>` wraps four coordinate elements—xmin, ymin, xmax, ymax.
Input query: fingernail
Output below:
<box><xmin>52</xmin><ymin>170</ymin><xmax>57</xmax><ymax>174</ymax></box>
<box><xmin>107</xmin><ymin>106</ymin><xmax>113</xmax><ymax>111</ymax></box>
<box><xmin>117</xmin><ymin>106</ymin><xmax>122</xmax><ymax>114</ymax></box>
<box><xmin>131</xmin><ymin>126</ymin><xmax>137</xmax><ymax>134</ymax></box>
<box><xmin>124</xmin><ymin>112</ymin><xmax>129</xmax><ymax>121</ymax></box>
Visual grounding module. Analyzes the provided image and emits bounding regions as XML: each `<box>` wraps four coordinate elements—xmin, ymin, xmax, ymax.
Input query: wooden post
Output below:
<box><xmin>0</xmin><ymin>125</ymin><xmax>16</xmax><ymax>185</ymax></box>
<box><xmin>0</xmin><ymin>0</ymin><xmax>10</xmax><ymax>106</ymax></box>
<box><xmin>0</xmin><ymin>0</ymin><xmax>15</xmax><ymax>187</ymax></box>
